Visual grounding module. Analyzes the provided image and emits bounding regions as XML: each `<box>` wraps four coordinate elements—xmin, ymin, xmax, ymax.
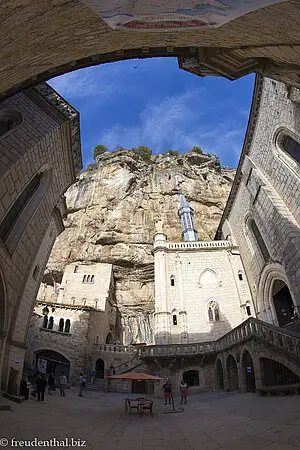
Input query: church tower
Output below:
<box><xmin>178</xmin><ymin>194</ymin><xmax>198</xmax><ymax>242</ymax></box>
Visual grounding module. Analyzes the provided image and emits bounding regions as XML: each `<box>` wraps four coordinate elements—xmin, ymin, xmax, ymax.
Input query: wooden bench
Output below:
<box><xmin>257</xmin><ymin>384</ymin><xmax>300</xmax><ymax>396</ymax></box>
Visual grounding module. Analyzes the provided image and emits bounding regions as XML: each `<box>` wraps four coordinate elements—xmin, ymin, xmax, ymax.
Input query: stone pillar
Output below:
<box><xmin>176</xmin><ymin>254</ymin><xmax>188</xmax><ymax>343</ymax></box>
<box><xmin>154</xmin><ymin>233</ymin><xmax>170</xmax><ymax>344</ymax></box>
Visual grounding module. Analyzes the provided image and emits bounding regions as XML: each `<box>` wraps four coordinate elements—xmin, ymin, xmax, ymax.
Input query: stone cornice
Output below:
<box><xmin>36</xmin><ymin>299</ymin><xmax>96</xmax><ymax>312</ymax></box>
<box><xmin>215</xmin><ymin>74</ymin><xmax>264</xmax><ymax>239</ymax></box>
<box><xmin>25</xmin><ymin>83</ymin><xmax>82</xmax><ymax>175</ymax></box>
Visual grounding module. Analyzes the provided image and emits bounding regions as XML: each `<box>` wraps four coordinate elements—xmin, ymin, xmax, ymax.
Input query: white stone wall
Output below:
<box><xmin>224</xmin><ymin>77</ymin><xmax>300</xmax><ymax>324</ymax></box>
<box><xmin>56</xmin><ymin>262</ymin><xmax>113</xmax><ymax>310</ymax></box>
<box><xmin>154</xmin><ymin>236</ymin><xmax>254</xmax><ymax>344</ymax></box>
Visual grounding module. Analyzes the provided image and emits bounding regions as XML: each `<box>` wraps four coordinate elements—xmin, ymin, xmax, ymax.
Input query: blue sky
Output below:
<box><xmin>49</xmin><ymin>57</ymin><xmax>255</xmax><ymax>169</ymax></box>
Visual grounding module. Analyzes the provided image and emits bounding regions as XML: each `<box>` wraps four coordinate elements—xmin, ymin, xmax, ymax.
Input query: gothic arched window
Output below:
<box><xmin>0</xmin><ymin>108</ymin><xmax>23</xmax><ymax>137</ymax></box>
<box><xmin>208</xmin><ymin>301</ymin><xmax>220</xmax><ymax>322</ymax></box>
<box><xmin>278</xmin><ymin>132</ymin><xmax>300</xmax><ymax>165</ymax></box>
<box><xmin>173</xmin><ymin>314</ymin><xmax>178</xmax><ymax>326</ymax></box>
<box><xmin>47</xmin><ymin>316</ymin><xmax>54</xmax><ymax>330</ymax></box>
<box><xmin>64</xmin><ymin>319</ymin><xmax>70</xmax><ymax>333</ymax></box>
<box><xmin>0</xmin><ymin>172</ymin><xmax>43</xmax><ymax>243</ymax></box>
<box><xmin>58</xmin><ymin>318</ymin><xmax>64</xmax><ymax>332</ymax></box>
<box><xmin>170</xmin><ymin>276</ymin><xmax>175</xmax><ymax>287</ymax></box>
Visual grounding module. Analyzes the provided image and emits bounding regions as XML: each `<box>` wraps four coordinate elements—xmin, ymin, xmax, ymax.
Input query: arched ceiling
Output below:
<box><xmin>1</xmin><ymin>0</ymin><xmax>300</xmax><ymax>100</ymax></box>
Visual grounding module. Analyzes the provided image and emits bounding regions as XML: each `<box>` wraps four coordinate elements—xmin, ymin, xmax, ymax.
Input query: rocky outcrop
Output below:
<box><xmin>46</xmin><ymin>149</ymin><xmax>235</xmax><ymax>343</ymax></box>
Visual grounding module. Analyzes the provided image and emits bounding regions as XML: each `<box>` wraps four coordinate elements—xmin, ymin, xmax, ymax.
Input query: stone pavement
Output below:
<box><xmin>1</xmin><ymin>389</ymin><xmax>300</xmax><ymax>450</ymax></box>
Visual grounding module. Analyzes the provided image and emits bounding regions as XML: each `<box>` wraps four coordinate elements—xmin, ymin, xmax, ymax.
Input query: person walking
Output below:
<box><xmin>163</xmin><ymin>380</ymin><xmax>172</xmax><ymax>405</ymax></box>
<box><xmin>180</xmin><ymin>380</ymin><xmax>189</xmax><ymax>404</ymax></box>
<box><xmin>58</xmin><ymin>371</ymin><xmax>67</xmax><ymax>397</ymax></box>
<box><xmin>79</xmin><ymin>373</ymin><xmax>87</xmax><ymax>397</ymax></box>
<box><xmin>36</xmin><ymin>374</ymin><xmax>47</xmax><ymax>402</ymax></box>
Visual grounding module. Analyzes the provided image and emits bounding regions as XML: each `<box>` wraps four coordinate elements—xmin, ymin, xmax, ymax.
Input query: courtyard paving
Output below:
<box><xmin>1</xmin><ymin>389</ymin><xmax>300</xmax><ymax>450</ymax></box>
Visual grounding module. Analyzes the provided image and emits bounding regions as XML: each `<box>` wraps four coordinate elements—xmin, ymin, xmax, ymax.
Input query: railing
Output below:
<box><xmin>214</xmin><ymin>318</ymin><xmax>300</xmax><ymax>359</ymax></box>
<box><xmin>94</xmin><ymin>344</ymin><xmax>136</xmax><ymax>353</ymax></box>
<box><xmin>138</xmin><ymin>318</ymin><xmax>300</xmax><ymax>359</ymax></box>
<box><xmin>138</xmin><ymin>341</ymin><xmax>215</xmax><ymax>358</ymax></box>
<box><xmin>154</xmin><ymin>240</ymin><xmax>232</xmax><ymax>251</ymax></box>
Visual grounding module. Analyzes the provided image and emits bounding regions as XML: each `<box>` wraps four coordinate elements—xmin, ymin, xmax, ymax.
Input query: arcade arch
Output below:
<box><xmin>35</xmin><ymin>349</ymin><xmax>70</xmax><ymax>379</ymax></box>
<box><xmin>215</xmin><ymin>359</ymin><xmax>224</xmax><ymax>391</ymax></box>
<box><xmin>226</xmin><ymin>354</ymin><xmax>239</xmax><ymax>391</ymax></box>
<box><xmin>242</xmin><ymin>350</ymin><xmax>256</xmax><ymax>392</ymax></box>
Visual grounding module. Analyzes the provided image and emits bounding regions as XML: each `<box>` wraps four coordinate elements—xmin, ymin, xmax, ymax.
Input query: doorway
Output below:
<box><xmin>272</xmin><ymin>280</ymin><xmax>295</xmax><ymax>327</ymax></box>
<box><xmin>242</xmin><ymin>350</ymin><xmax>256</xmax><ymax>392</ymax></box>
<box><xmin>226</xmin><ymin>355</ymin><xmax>239</xmax><ymax>391</ymax></box>
<box><xmin>95</xmin><ymin>358</ymin><xmax>105</xmax><ymax>379</ymax></box>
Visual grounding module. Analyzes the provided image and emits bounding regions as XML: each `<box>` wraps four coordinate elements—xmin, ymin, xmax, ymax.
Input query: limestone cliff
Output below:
<box><xmin>46</xmin><ymin>149</ymin><xmax>235</xmax><ymax>344</ymax></box>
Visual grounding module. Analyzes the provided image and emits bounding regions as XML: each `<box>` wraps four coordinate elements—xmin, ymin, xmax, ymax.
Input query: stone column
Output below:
<box><xmin>154</xmin><ymin>233</ymin><xmax>170</xmax><ymax>344</ymax></box>
<box><xmin>176</xmin><ymin>254</ymin><xmax>188</xmax><ymax>343</ymax></box>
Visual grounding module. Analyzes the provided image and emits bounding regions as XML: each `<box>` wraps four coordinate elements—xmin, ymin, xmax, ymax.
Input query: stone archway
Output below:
<box><xmin>95</xmin><ymin>358</ymin><xmax>105</xmax><ymax>379</ymax></box>
<box><xmin>242</xmin><ymin>350</ymin><xmax>256</xmax><ymax>392</ymax></box>
<box><xmin>272</xmin><ymin>280</ymin><xmax>295</xmax><ymax>327</ymax></box>
<box><xmin>1</xmin><ymin>3</ymin><xmax>300</xmax><ymax>99</ymax></box>
<box><xmin>226</xmin><ymin>355</ymin><xmax>239</xmax><ymax>391</ymax></box>
<box><xmin>216</xmin><ymin>359</ymin><xmax>224</xmax><ymax>391</ymax></box>
<box><xmin>260</xmin><ymin>358</ymin><xmax>300</xmax><ymax>386</ymax></box>
<box><xmin>35</xmin><ymin>349</ymin><xmax>70</xmax><ymax>379</ymax></box>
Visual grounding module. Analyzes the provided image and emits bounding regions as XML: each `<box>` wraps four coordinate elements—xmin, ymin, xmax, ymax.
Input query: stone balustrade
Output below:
<box><xmin>154</xmin><ymin>240</ymin><xmax>232</xmax><ymax>252</ymax></box>
<box><xmin>94</xmin><ymin>344</ymin><xmax>136</xmax><ymax>353</ymax></box>
<box><xmin>137</xmin><ymin>341</ymin><xmax>215</xmax><ymax>358</ymax></box>
<box><xmin>138</xmin><ymin>318</ymin><xmax>300</xmax><ymax>359</ymax></box>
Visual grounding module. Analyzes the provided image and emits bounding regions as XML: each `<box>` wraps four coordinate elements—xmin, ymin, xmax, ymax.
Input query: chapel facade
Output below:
<box><xmin>153</xmin><ymin>194</ymin><xmax>254</xmax><ymax>345</ymax></box>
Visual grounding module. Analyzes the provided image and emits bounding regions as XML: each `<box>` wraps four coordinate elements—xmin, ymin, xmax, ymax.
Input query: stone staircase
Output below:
<box><xmin>138</xmin><ymin>317</ymin><xmax>300</xmax><ymax>362</ymax></box>
<box><xmin>86</xmin><ymin>378</ymin><xmax>105</xmax><ymax>393</ymax></box>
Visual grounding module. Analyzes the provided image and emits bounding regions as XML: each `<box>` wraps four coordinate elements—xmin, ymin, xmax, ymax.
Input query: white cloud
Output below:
<box><xmin>49</xmin><ymin>64</ymin><xmax>125</xmax><ymax>99</ymax></box>
<box><xmin>96</xmin><ymin>88</ymin><xmax>246</xmax><ymax>166</ymax></box>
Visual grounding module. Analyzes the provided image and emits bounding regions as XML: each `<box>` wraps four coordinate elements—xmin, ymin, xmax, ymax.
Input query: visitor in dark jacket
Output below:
<box><xmin>36</xmin><ymin>374</ymin><xmax>47</xmax><ymax>402</ymax></box>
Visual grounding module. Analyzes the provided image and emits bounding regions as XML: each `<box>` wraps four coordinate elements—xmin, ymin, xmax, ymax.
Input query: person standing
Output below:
<box><xmin>89</xmin><ymin>368</ymin><xmax>95</xmax><ymax>384</ymax></box>
<box><xmin>36</xmin><ymin>374</ymin><xmax>47</xmax><ymax>402</ymax></box>
<box><xmin>180</xmin><ymin>380</ymin><xmax>189</xmax><ymax>404</ymax></box>
<box><xmin>79</xmin><ymin>373</ymin><xmax>87</xmax><ymax>397</ymax></box>
<box><xmin>162</xmin><ymin>380</ymin><xmax>172</xmax><ymax>405</ymax></box>
<box><xmin>58</xmin><ymin>371</ymin><xmax>67</xmax><ymax>397</ymax></box>
<box><xmin>20</xmin><ymin>375</ymin><xmax>29</xmax><ymax>400</ymax></box>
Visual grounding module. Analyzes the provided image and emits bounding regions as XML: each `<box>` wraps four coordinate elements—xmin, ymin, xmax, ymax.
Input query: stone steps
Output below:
<box><xmin>2</xmin><ymin>392</ymin><xmax>26</xmax><ymax>403</ymax></box>
<box><xmin>86</xmin><ymin>379</ymin><xmax>105</xmax><ymax>392</ymax></box>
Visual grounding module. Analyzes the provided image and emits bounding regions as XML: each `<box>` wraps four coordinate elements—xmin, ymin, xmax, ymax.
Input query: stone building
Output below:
<box><xmin>0</xmin><ymin>84</ymin><xmax>81</xmax><ymax>394</ymax></box>
<box><xmin>217</xmin><ymin>76</ymin><xmax>300</xmax><ymax>331</ymax></box>
<box><xmin>154</xmin><ymin>193</ymin><xmax>254</xmax><ymax>345</ymax></box>
<box><xmin>25</xmin><ymin>263</ymin><xmax>122</xmax><ymax>383</ymax></box>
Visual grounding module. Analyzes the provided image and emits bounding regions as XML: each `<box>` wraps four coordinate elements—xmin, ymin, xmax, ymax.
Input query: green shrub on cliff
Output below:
<box><xmin>93</xmin><ymin>144</ymin><xmax>108</xmax><ymax>159</ymax></box>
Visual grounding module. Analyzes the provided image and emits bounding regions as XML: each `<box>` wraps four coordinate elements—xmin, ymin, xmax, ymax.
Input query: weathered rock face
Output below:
<box><xmin>46</xmin><ymin>149</ymin><xmax>235</xmax><ymax>344</ymax></box>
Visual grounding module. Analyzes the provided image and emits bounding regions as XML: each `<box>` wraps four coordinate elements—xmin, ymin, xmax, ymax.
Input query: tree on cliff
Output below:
<box><xmin>132</xmin><ymin>146</ymin><xmax>152</xmax><ymax>160</ymax></box>
<box><xmin>190</xmin><ymin>146</ymin><xmax>203</xmax><ymax>154</ymax></box>
<box><xmin>93</xmin><ymin>144</ymin><xmax>108</xmax><ymax>159</ymax></box>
